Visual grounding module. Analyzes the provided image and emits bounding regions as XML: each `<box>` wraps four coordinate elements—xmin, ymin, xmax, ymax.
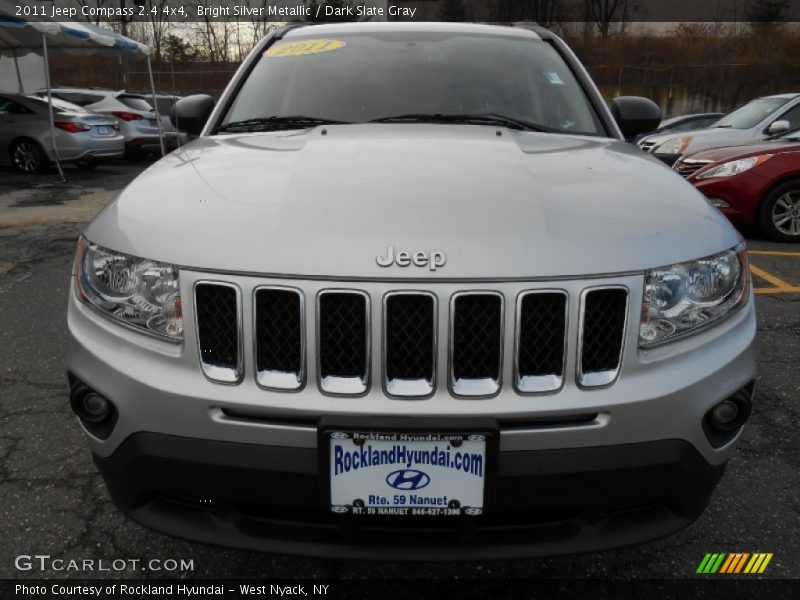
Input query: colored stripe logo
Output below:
<box><xmin>697</xmin><ymin>553</ymin><xmax>773</xmax><ymax>574</ymax></box>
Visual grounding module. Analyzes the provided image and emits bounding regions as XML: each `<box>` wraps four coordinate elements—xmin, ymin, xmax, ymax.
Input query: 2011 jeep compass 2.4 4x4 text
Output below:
<box><xmin>66</xmin><ymin>23</ymin><xmax>756</xmax><ymax>559</ymax></box>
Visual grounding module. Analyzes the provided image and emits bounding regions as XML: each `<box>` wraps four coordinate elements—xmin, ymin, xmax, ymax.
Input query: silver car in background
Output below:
<box><xmin>0</xmin><ymin>93</ymin><xmax>123</xmax><ymax>173</ymax></box>
<box><xmin>639</xmin><ymin>93</ymin><xmax>800</xmax><ymax>165</ymax></box>
<box><xmin>38</xmin><ymin>87</ymin><xmax>169</xmax><ymax>159</ymax></box>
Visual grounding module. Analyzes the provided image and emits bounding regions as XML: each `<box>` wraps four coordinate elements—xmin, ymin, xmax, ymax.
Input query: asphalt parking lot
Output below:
<box><xmin>0</xmin><ymin>162</ymin><xmax>798</xmax><ymax>581</ymax></box>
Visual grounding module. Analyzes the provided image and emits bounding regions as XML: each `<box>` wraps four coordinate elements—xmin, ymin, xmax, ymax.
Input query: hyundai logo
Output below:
<box><xmin>329</xmin><ymin>432</ymin><xmax>349</xmax><ymax>439</ymax></box>
<box><xmin>385</xmin><ymin>469</ymin><xmax>431</xmax><ymax>491</ymax></box>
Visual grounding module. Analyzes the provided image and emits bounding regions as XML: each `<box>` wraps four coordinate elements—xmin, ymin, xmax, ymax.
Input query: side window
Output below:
<box><xmin>776</xmin><ymin>104</ymin><xmax>800</xmax><ymax>129</ymax></box>
<box><xmin>0</xmin><ymin>99</ymin><xmax>32</xmax><ymax>115</ymax></box>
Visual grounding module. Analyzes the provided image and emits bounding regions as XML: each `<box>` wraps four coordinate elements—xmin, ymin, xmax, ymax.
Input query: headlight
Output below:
<box><xmin>695</xmin><ymin>155</ymin><xmax>772</xmax><ymax>180</ymax></box>
<box><xmin>640</xmin><ymin>245</ymin><xmax>749</xmax><ymax>347</ymax></box>
<box><xmin>654</xmin><ymin>136</ymin><xmax>693</xmax><ymax>155</ymax></box>
<box><xmin>74</xmin><ymin>238</ymin><xmax>183</xmax><ymax>341</ymax></box>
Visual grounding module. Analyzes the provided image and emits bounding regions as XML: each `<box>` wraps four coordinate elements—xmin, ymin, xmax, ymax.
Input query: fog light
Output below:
<box><xmin>710</xmin><ymin>399</ymin><xmax>739</xmax><ymax>428</ymax></box>
<box><xmin>82</xmin><ymin>393</ymin><xmax>110</xmax><ymax>419</ymax></box>
<box><xmin>703</xmin><ymin>382</ymin><xmax>754</xmax><ymax>448</ymax></box>
<box><xmin>68</xmin><ymin>374</ymin><xmax>118</xmax><ymax>440</ymax></box>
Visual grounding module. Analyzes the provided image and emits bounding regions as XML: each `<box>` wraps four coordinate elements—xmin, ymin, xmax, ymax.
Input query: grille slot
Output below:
<box><xmin>450</xmin><ymin>292</ymin><xmax>503</xmax><ymax>397</ymax></box>
<box><xmin>515</xmin><ymin>291</ymin><xmax>567</xmax><ymax>393</ymax></box>
<box><xmin>194</xmin><ymin>282</ymin><xmax>242</xmax><ymax>383</ymax></box>
<box><xmin>578</xmin><ymin>287</ymin><xmax>628</xmax><ymax>388</ymax></box>
<box><xmin>383</xmin><ymin>292</ymin><xmax>436</xmax><ymax>398</ymax></box>
<box><xmin>317</xmin><ymin>291</ymin><xmax>370</xmax><ymax>396</ymax></box>
<box><xmin>254</xmin><ymin>287</ymin><xmax>304</xmax><ymax>391</ymax></box>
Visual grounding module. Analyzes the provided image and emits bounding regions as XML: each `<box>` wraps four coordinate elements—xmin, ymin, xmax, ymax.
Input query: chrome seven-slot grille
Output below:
<box><xmin>194</xmin><ymin>283</ymin><xmax>629</xmax><ymax>398</ymax></box>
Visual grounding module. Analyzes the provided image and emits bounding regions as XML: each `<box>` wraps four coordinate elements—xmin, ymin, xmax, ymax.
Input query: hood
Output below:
<box><xmin>86</xmin><ymin>124</ymin><xmax>740</xmax><ymax>279</ymax></box>
<box><xmin>684</xmin><ymin>139</ymin><xmax>800</xmax><ymax>164</ymax></box>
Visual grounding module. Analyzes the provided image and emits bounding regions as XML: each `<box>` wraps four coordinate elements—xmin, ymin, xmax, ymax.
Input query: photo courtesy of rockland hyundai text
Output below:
<box><xmin>1</xmin><ymin>0</ymin><xmax>799</xmax><ymax>597</ymax></box>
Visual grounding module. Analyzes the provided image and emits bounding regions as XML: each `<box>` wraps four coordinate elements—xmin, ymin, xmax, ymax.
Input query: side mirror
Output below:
<box><xmin>609</xmin><ymin>96</ymin><xmax>662</xmax><ymax>141</ymax></box>
<box><xmin>768</xmin><ymin>120</ymin><xmax>790</xmax><ymax>135</ymax></box>
<box><xmin>169</xmin><ymin>94</ymin><xmax>215</xmax><ymax>136</ymax></box>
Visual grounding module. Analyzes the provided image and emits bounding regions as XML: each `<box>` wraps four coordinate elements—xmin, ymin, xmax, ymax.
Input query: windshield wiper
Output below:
<box><xmin>217</xmin><ymin>115</ymin><xmax>350</xmax><ymax>133</ymax></box>
<box><xmin>369</xmin><ymin>113</ymin><xmax>558</xmax><ymax>133</ymax></box>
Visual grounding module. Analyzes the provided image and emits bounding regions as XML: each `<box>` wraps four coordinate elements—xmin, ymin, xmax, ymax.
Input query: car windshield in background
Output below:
<box><xmin>26</xmin><ymin>95</ymin><xmax>89</xmax><ymax>114</ymax></box>
<box><xmin>222</xmin><ymin>32</ymin><xmax>604</xmax><ymax>136</ymax></box>
<box><xmin>714</xmin><ymin>97</ymin><xmax>789</xmax><ymax>129</ymax></box>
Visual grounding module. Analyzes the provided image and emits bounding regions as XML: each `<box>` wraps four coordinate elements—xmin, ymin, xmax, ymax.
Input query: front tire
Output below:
<box><xmin>10</xmin><ymin>139</ymin><xmax>46</xmax><ymax>174</ymax></box>
<box><xmin>758</xmin><ymin>181</ymin><xmax>800</xmax><ymax>242</ymax></box>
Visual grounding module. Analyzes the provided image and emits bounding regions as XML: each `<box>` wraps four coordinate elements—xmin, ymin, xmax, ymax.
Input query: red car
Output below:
<box><xmin>675</xmin><ymin>129</ymin><xmax>800</xmax><ymax>242</ymax></box>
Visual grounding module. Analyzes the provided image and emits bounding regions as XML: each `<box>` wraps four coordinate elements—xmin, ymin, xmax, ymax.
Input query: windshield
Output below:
<box><xmin>714</xmin><ymin>97</ymin><xmax>790</xmax><ymax>129</ymax></box>
<box><xmin>26</xmin><ymin>95</ymin><xmax>89</xmax><ymax>114</ymax></box>
<box><xmin>222</xmin><ymin>31</ymin><xmax>604</xmax><ymax>136</ymax></box>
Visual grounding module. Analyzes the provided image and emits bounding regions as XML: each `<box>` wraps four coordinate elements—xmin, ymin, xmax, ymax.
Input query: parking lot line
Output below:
<box><xmin>748</xmin><ymin>250</ymin><xmax>800</xmax><ymax>257</ymax></box>
<box><xmin>750</xmin><ymin>264</ymin><xmax>800</xmax><ymax>295</ymax></box>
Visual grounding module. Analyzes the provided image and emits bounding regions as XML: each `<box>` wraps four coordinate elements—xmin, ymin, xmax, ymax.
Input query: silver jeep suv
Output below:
<box><xmin>66</xmin><ymin>22</ymin><xmax>756</xmax><ymax>559</ymax></box>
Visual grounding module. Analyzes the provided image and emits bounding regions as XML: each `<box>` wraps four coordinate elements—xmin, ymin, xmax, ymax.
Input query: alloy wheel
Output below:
<box><xmin>772</xmin><ymin>191</ymin><xmax>800</xmax><ymax>237</ymax></box>
<box><xmin>12</xmin><ymin>141</ymin><xmax>41</xmax><ymax>173</ymax></box>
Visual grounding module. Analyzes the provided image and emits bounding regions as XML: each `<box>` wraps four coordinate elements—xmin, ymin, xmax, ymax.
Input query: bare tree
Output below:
<box><xmin>143</xmin><ymin>0</ymin><xmax>172</xmax><ymax>63</ymax></box>
<box><xmin>588</xmin><ymin>0</ymin><xmax>625</xmax><ymax>37</ymax></box>
<box><xmin>747</xmin><ymin>0</ymin><xmax>792</xmax><ymax>30</ymax></box>
<box><xmin>247</xmin><ymin>1</ymin><xmax>279</xmax><ymax>46</ymax></box>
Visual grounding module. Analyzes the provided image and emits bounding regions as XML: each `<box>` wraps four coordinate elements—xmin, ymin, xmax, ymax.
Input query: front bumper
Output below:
<box><xmin>692</xmin><ymin>173</ymin><xmax>770</xmax><ymax>224</ymax></box>
<box><xmin>95</xmin><ymin>432</ymin><xmax>725</xmax><ymax>559</ymax></box>
<box><xmin>48</xmin><ymin>134</ymin><xmax>125</xmax><ymax>162</ymax></box>
<box><xmin>66</xmin><ymin>271</ymin><xmax>757</xmax><ymax>557</ymax></box>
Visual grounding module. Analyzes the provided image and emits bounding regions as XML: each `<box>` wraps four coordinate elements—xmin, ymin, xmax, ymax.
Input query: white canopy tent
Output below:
<box><xmin>0</xmin><ymin>0</ymin><xmax>163</xmax><ymax>179</ymax></box>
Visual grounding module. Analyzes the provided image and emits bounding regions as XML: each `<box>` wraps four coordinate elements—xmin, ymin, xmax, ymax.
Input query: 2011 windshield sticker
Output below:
<box><xmin>265</xmin><ymin>39</ymin><xmax>346</xmax><ymax>58</ymax></box>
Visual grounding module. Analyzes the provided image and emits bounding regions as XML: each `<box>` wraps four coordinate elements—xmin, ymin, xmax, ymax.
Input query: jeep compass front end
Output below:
<box><xmin>66</xmin><ymin>22</ymin><xmax>756</xmax><ymax>559</ymax></box>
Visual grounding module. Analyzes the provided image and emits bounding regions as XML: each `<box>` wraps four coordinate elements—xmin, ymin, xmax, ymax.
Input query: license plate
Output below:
<box><xmin>97</xmin><ymin>126</ymin><xmax>110</xmax><ymax>135</ymax></box>
<box><xmin>327</xmin><ymin>431</ymin><xmax>487</xmax><ymax>517</ymax></box>
<box><xmin>149</xmin><ymin>119</ymin><xmax>157</xmax><ymax>127</ymax></box>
